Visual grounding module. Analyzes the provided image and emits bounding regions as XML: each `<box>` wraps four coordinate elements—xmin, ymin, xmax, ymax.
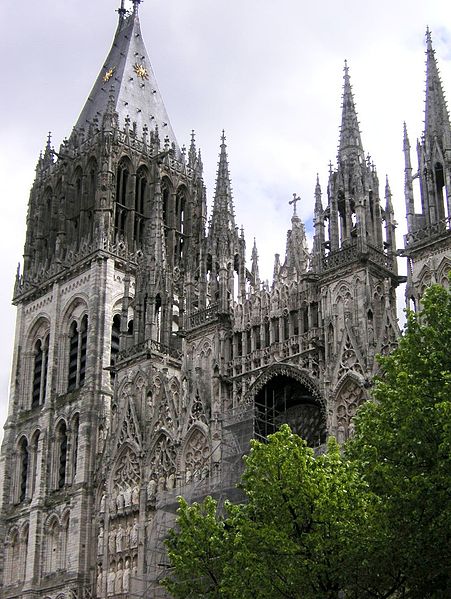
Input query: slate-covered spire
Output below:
<box><xmin>424</xmin><ymin>28</ymin><xmax>451</xmax><ymax>140</ymax></box>
<box><xmin>338</xmin><ymin>60</ymin><xmax>365</xmax><ymax>163</ymax></box>
<box><xmin>74</xmin><ymin>1</ymin><xmax>179</xmax><ymax>152</ymax></box>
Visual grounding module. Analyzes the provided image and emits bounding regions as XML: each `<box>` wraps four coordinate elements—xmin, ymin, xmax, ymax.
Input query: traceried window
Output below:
<box><xmin>32</xmin><ymin>335</ymin><xmax>49</xmax><ymax>408</ymax></box>
<box><xmin>67</xmin><ymin>315</ymin><xmax>88</xmax><ymax>391</ymax></box>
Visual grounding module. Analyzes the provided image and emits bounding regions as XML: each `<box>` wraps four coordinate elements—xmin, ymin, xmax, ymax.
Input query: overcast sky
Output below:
<box><xmin>1</xmin><ymin>0</ymin><xmax>451</xmax><ymax>433</ymax></box>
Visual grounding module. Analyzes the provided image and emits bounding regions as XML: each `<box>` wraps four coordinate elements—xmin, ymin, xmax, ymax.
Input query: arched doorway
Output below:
<box><xmin>254</xmin><ymin>374</ymin><xmax>326</xmax><ymax>447</ymax></box>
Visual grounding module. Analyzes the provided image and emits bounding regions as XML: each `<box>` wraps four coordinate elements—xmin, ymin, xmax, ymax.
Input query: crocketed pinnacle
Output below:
<box><xmin>209</xmin><ymin>132</ymin><xmax>236</xmax><ymax>235</ymax></box>
<box><xmin>424</xmin><ymin>28</ymin><xmax>451</xmax><ymax>139</ymax></box>
<box><xmin>338</xmin><ymin>60</ymin><xmax>365</xmax><ymax>162</ymax></box>
<box><xmin>314</xmin><ymin>173</ymin><xmax>323</xmax><ymax>214</ymax></box>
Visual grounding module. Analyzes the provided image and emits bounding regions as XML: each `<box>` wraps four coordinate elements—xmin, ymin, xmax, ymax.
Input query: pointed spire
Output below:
<box><xmin>385</xmin><ymin>175</ymin><xmax>394</xmax><ymax>213</ymax></box>
<box><xmin>209</xmin><ymin>131</ymin><xmax>236</xmax><ymax>235</ymax></box>
<box><xmin>314</xmin><ymin>174</ymin><xmax>323</xmax><ymax>214</ymax></box>
<box><xmin>403</xmin><ymin>122</ymin><xmax>415</xmax><ymax>232</ymax></box>
<box><xmin>74</xmin><ymin>2</ymin><xmax>179</xmax><ymax>152</ymax></box>
<box><xmin>338</xmin><ymin>60</ymin><xmax>365</xmax><ymax>162</ymax></box>
<box><xmin>251</xmin><ymin>238</ymin><xmax>260</xmax><ymax>288</ymax></box>
<box><xmin>424</xmin><ymin>28</ymin><xmax>451</xmax><ymax>139</ymax></box>
<box><xmin>188</xmin><ymin>130</ymin><xmax>197</xmax><ymax>167</ymax></box>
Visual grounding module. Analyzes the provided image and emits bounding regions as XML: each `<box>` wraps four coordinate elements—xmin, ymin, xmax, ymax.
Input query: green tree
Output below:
<box><xmin>346</xmin><ymin>283</ymin><xmax>451</xmax><ymax>598</ymax></box>
<box><xmin>164</xmin><ymin>427</ymin><xmax>371</xmax><ymax>599</ymax></box>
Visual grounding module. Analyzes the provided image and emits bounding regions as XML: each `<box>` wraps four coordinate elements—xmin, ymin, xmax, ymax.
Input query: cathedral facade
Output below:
<box><xmin>0</xmin><ymin>2</ymin><xmax>450</xmax><ymax>598</ymax></box>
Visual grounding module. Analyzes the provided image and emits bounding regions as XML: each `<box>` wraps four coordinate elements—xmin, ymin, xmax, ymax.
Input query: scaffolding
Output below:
<box><xmin>139</xmin><ymin>386</ymin><xmax>326</xmax><ymax>597</ymax></box>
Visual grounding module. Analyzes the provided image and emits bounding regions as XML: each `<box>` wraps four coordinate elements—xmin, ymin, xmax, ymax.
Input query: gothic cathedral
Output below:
<box><xmin>0</xmin><ymin>2</ymin><xmax>449</xmax><ymax>599</ymax></box>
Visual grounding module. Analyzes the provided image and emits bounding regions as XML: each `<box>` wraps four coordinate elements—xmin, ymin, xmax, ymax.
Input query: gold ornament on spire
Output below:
<box><xmin>134</xmin><ymin>63</ymin><xmax>149</xmax><ymax>80</ymax></box>
<box><xmin>103</xmin><ymin>67</ymin><xmax>115</xmax><ymax>82</ymax></box>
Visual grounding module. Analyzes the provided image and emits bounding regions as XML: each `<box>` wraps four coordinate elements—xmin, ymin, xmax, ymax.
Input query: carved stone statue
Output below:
<box><xmin>96</xmin><ymin>564</ymin><xmax>103</xmax><ymax>596</ymax></box>
<box><xmin>114</xmin><ymin>561</ymin><xmax>123</xmax><ymax>593</ymax></box>
<box><xmin>130</xmin><ymin>517</ymin><xmax>139</xmax><ymax>548</ymax></box>
<box><xmin>123</xmin><ymin>558</ymin><xmax>131</xmax><ymax>593</ymax></box>
<box><xmin>116</xmin><ymin>491</ymin><xmax>125</xmax><ymax>512</ymax></box>
<box><xmin>132</xmin><ymin>484</ymin><xmax>140</xmax><ymax>506</ymax></box>
<box><xmin>123</xmin><ymin>486</ymin><xmax>132</xmax><ymax>508</ymax></box>
<box><xmin>116</xmin><ymin>524</ymin><xmax>124</xmax><ymax>553</ymax></box>
<box><xmin>167</xmin><ymin>472</ymin><xmax>175</xmax><ymax>490</ymax></box>
<box><xmin>107</xmin><ymin>564</ymin><xmax>115</xmax><ymax>596</ymax></box>
<box><xmin>97</xmin><ymin>524</ymin><xmax>104</xmax><ymax>555</ymax></box>
<box><xmin>147</xmin><ymin>478</ymin><xmax>156</xmax><ymax>501</ymax></box>
<box><xmin>108</xmin><ymin>528</ymin><xmax>116</xmax><ymax>554</ymax></box>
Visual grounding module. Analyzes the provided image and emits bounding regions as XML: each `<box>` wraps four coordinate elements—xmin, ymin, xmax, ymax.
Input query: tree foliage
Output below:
<box><xmin>164</xmin><ymin>283</ymin><xmax>451</xmax><ymax>599</ymax></box>
<box><xmin>346</xmin><ymin>283</ymin><xmax>451</xmax><ymax>598</ymax></box>
<box><xmin>164</xmin><ymin>428</ymin><xmax>371</xmax><ymax>599</ymax></box>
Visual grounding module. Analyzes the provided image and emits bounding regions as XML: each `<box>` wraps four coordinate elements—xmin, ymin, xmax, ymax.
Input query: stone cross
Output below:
<box><xmin>289</xmin><ymin>193</ymin><xmax>301</xmax><ymax>215</ymax></box>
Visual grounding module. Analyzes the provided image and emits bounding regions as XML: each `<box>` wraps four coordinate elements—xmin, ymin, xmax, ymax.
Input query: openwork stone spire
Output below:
<box><xmin>338</xmin><ymin>61</ymin><xmax>365</xmax><ymax>163</ymax></box>
<box><xmin>424</xmin><ymin>28</ymin><xmax>451</xmax><ymax>140</ymax></box>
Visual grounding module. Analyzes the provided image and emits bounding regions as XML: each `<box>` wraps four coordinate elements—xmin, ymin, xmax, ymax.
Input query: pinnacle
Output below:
<box><xmin>424</xmin><ymin>28</ymin><xmax>451</xmax><ymax>139</ymax></box>
<box><xmin>338</xmin><ymin>61</ymin><xmax>365</xmax><ymax>162</ymax></box>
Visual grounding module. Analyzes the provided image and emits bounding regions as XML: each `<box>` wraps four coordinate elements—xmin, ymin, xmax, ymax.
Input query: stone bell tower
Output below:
<box><xmin>0</xmin><ymin>1</ymin><xmax>205</xmax><ymax>597</ymax></box>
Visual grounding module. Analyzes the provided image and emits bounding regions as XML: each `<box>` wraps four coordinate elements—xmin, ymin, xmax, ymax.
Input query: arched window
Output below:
<box><xmin>67</xmin><ymin>315</ymin><xmax>88</xmax><ymax>391</ymax></box>
<box><xmin>110</xmin><ymin>314</ymin><xmax>121</xmax><ymax>382</ymax></box>
<box><xmin>18</xmin><ymin>437</ymin><xmax>29</xmax><ymax>503</ymax></box>
<box><xmin>175</xmin><ymin>188</ymin><xmax>186</xmax><ymax>263</ymax></box>
<box><xmin>155</xmin><ymin>294</ymin><xmax>162</xmax><ymax>343</ymax></box>
<box><xmin>45</xmin><ymin>518</ymin><xmax>60</xmax><ymax>573</ymax></box>
<box><xmin>134</xmin><ymin>167</ymin><xmax>148</xmax><ymax>247</ymax></box>
<box><xmin>56</xmin><ymin>422</ymin><xmax>68</xmax><ymax>489</ymax></box>
<box><xmin>19</xmin><ymin>524</ymin><xmax>29</xmax><ymax>582</ymax></box>
<box><xmin>71</xmin><ymin>415</ymin><xmax>79</xmax><ymax>482</ymax></box>
<box><xmin>61</xmin><ymin>512</ymin><xmax>69</xmax><ymax>570</ymax></box>
<box><xmin>32</xmin><ymin>335</ymin><xmax>49</xmax><ymax>408</ymax></box>
<box><xmin>5</xmin><ymin>529</ymin><xmax>20</xmax><ymax>585</ymax></box>
<box><xmin>115</xmin><ymin>159</ymin><xmax>129</xmax><ymax>240</ymax></box>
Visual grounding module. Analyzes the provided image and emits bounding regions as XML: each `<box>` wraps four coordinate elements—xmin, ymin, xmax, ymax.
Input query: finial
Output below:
<box><xmin>221</xmin><ymin>130</ymin><xmax>226</xmax><ymax>145</ymax></box>
<box><xmin>132</xmin><ymin>0</ymin><xmax>142</xmax><ymax>15</ymax></box>
<box><xmin>289</xmin><ymin>193</ymin><xmax>301</xmax><ymax>215</ymax></box>
<box><xmin>118</xmin><ymin>0</ymin><xmax>126</xmax><ymax>19</ymax></box>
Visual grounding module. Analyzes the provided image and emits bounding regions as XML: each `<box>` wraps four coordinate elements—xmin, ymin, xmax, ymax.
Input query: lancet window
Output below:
<box><xmin>67</xmin><ymin>315</ymin><xmax>88</xmax><ymax>391</ymax></box>
<box><xmin>32</xmin><ymin>334</ymin><xmax>49</xmax><ymax>408</ymax></box>
<box><xmin>110</xmin><ymin>314</ymin><xmax>121</xmax><ymax>382</ymax></box>
<box><xmin>115</xmin><ymin>160</ymin><xmax>130</xmax><ymax>241</ymax></box>
<box><xmin>18</xmin><ymin>437</ymin><xmax>29</xmax><ymax>503</ymax></box>
<box><xmin>134</xmin><ymin>167</ymin><xmax>147</xmax><ymax>247</ymax></box>
<box><xmin>56</xmin><ymin>421</ymin><xmax>68</xmax><ymax>489</ymax></box>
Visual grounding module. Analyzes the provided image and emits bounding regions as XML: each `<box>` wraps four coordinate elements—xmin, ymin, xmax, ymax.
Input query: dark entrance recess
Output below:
<box><xmin>254</xmin><ymin>375</ymin><xmax>326</xmax><ymax>447</ymax></box>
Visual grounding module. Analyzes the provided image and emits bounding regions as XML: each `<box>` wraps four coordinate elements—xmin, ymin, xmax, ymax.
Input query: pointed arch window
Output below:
<box><xmin>175</xmin><ymin>188</ymin><xmax>186</xmax><ymax>263</ymax></box>
<box><xmin>68</xmin><ymin>315</ymin><xmax>88</xmax><ymax>392</ymax></box>
<box><xmin>71</xmin><ymin>414</ymin><xmax>80</xmax><ymax>482</ymax></box>
<box><xmin>18</xmin><ymin>437</ymin><xmax>29</xmax><ymax>503</ymax></box>
<box><xmin>155</xmin><ymin>294</ymin><xmax>162</xmax><ymax>343</ymax></box>
<box><xmin>110</xmin><ymin>314</ymin><xmax>121</xmax><ymax>382</ymax></box>
<box><xmin>115</xmin><ymin>160</ymin><xmax>130</xmax><ymax>240</ymax></box>
<box><xmin>134</xmin><ymin>167</ymin><xmax>148</xmax><ymax>247</ymax></box>
<box><xmin>56</xmin><ymin>421</ymin><xmax>68</xmax><ymax>489</ymax></box>
<box><xmin>32</xmin><ymin>335</ymin><xmax>49</xmax><ymax>408</ymax></box>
